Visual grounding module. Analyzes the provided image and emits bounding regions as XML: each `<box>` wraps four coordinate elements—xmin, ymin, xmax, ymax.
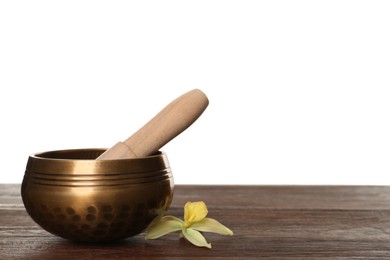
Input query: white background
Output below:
<box><xmin>1</xmin><ymin>1</ymin><xmax>389</xmax><ymax>184</ymax></box>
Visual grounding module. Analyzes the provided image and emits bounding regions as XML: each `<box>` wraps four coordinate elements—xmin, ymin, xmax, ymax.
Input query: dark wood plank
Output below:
<box><xmin>1</xmin><ymin>184</ymin><xmax>390</xmax><ymax>259</ymax></box>
<box><xmin>172</xmin><ymin>185</ymin><xmax>390</xmax><ymax>210</ymax></box>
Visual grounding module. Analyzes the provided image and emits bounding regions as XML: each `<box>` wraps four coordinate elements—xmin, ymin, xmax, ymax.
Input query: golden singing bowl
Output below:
<box><xmin>21</xmin><ymin>149</ymin><xmax>174</xmax><ymax>242</ymax></box>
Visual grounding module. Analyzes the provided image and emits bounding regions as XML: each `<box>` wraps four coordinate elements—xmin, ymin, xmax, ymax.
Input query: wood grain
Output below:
<box><xmin>1</xmin><ymin>184</ymin><xmax>390</xmax><ymax>259</ymax></box>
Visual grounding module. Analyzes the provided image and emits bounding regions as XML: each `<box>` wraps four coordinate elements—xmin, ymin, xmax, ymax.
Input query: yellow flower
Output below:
<box><xmin>183</xmin><ymin>201</ymin><xmax>208</xmax><ymax>227</ymax></box>
<box><xmin>145</xmin><ymin>201</ymin><xmax>233</xmax><ymax>249</ymax></box>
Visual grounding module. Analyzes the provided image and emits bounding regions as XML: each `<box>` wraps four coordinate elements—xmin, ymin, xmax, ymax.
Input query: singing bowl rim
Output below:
<box><xmin>26</xmin><ymin>148</ymin><xmax>171</xmax><ymax>175</ymax></box>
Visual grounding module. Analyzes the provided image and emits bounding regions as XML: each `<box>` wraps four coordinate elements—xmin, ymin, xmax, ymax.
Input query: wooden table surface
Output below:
<box><xmin>1</xmin><ymin>184</ymin><xmax>390</xmax><ymax>259</ymax></box>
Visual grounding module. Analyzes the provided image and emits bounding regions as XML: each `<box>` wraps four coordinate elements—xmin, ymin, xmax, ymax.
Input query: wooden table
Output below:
<box><xmin>1</xmin><ymin>184</ymin><xmax>390</xmax><ymax>259</ymax></box>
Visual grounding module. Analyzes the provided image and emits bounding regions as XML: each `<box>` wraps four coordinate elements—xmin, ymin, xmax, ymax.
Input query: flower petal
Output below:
<box><xmin>191</xmin><ymin>217</ymin><xmax>234</xmax><ymax>236</ymax></box>
<box><xmin>182</xmin><ymin>228</ymin><xmax>212</xmax><ymax>249</ymax></box>
<box><xmin>146</xmin><ymin>215</ymin><xmax>183</xmax><ymax>231</ymax></box>
<box><xmin>184</xmin><ymin>201</ymin><xmax>208</xmax><ymax>226</ymax></box>
<box><xmin>145</xmin><ymin>216</ymin><xmax>183</xmax><ymax>240</ymax></box>
<box><xmin>159</xmin><ymin>215</ymin><xmax>184</xmax><ymax>223</ymax></box>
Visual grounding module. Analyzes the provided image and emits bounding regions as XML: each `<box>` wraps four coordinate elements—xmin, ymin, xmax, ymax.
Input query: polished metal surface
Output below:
<box><xmin>21</xmin><ymin>149</ymin><xmax>174</xmax><ymax>242</ymax></box>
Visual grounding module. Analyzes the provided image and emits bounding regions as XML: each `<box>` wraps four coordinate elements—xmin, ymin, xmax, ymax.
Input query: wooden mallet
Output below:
<box><xmin>96</xmin><ymin>89</ymin><xmax>209</xmax><ymax>160</ymax></box>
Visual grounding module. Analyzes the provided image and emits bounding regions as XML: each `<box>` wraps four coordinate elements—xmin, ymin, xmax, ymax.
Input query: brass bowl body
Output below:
<box><xmin>21</xmin><ymin>149</ymin><xmax>174</xmax><ymax>242</ymax></box>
